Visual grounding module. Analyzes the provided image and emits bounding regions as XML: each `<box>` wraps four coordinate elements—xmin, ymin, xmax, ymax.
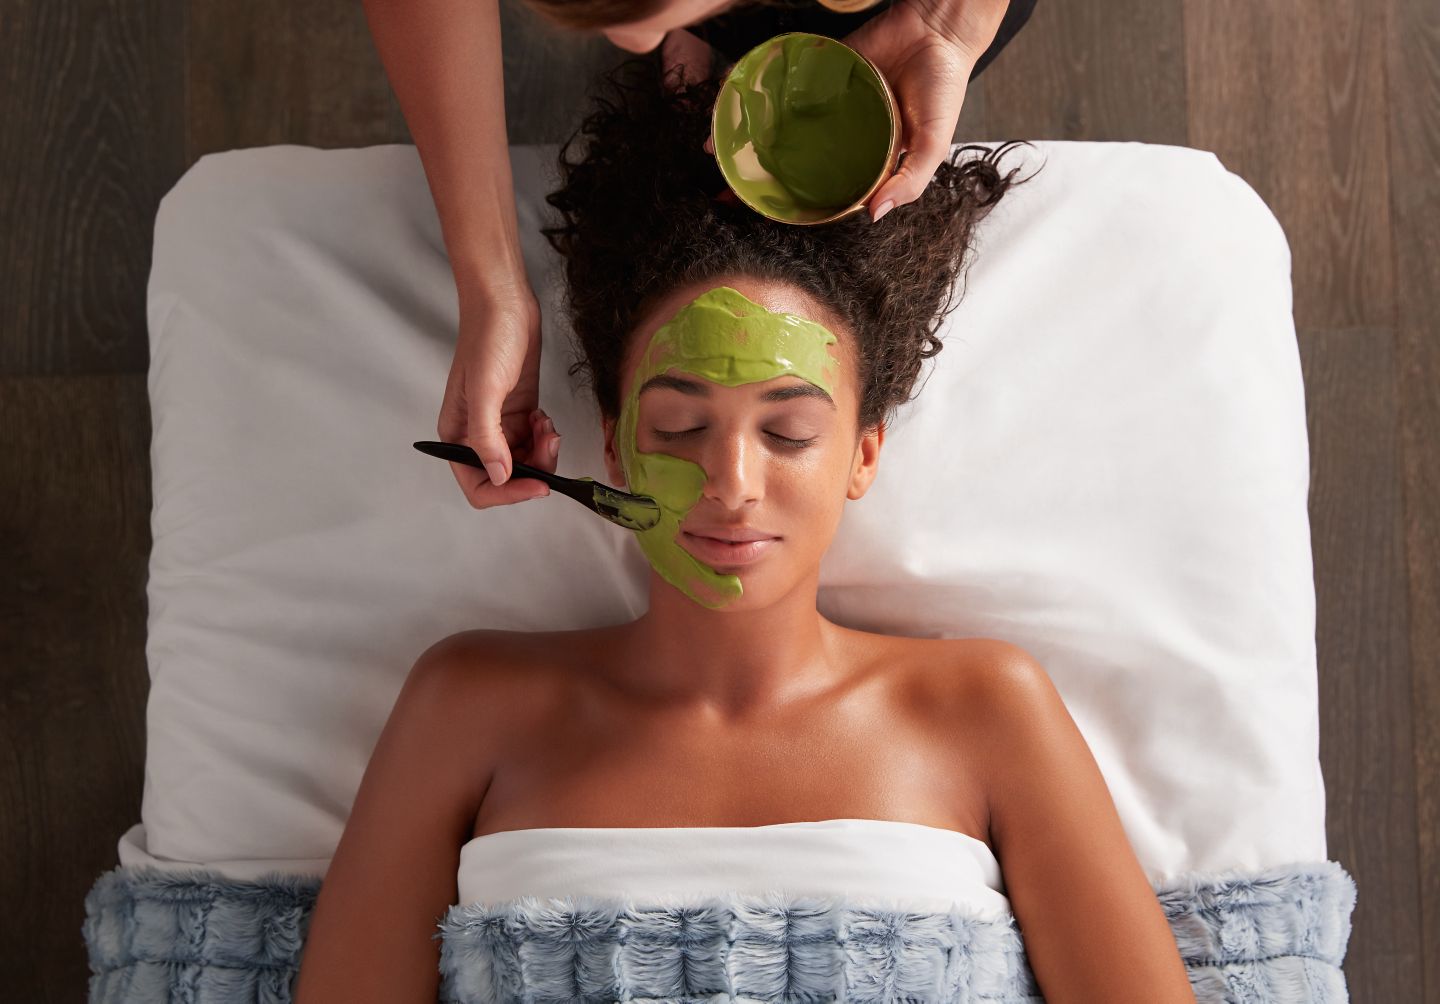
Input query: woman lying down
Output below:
<box><xmin>295</xmin><ymin>55</ymin><xmax>1197</xmax><ymax>1004</ymax></box>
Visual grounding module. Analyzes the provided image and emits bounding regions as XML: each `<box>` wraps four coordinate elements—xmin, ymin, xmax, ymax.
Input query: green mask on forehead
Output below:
<box><xmin>617</xmin><ymin>286</ymin><xmax>839</xmax><ymax>608</ymax></box>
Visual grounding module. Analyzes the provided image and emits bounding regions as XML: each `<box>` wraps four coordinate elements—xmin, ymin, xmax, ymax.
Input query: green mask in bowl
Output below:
<box><xmin>712</xmin><ymin>32</ymin><xmax>897</xmax><ymax>225</ymax></box>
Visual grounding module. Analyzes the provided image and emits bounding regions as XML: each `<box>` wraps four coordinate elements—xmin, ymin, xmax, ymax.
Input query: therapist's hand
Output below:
<box><xmin>844</xmin><ymin>0</ymin><xmax>1010</xmax><ymax>222</ymax></box>
<box><xmin>437</xmin><ymin>285</ymin><xmax>559</xmax><ymax>507</ymax></box>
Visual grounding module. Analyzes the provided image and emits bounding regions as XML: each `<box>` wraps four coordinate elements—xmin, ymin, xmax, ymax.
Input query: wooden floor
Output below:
<box><xmin>2</xmin><ymin>0</ymin><xmax>1434</xmax><ymax>998</ymax></box>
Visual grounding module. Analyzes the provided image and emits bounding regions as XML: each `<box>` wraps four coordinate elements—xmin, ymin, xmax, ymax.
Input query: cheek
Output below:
<box><xmin>771</xmin><ymin>443</ymin><xmax>854</xmax><ymax>524</ymax></box>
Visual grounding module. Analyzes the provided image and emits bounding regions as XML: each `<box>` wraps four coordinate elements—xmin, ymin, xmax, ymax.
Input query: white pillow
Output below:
<box><xmin>118</xmin><ymin>140</ymin><xmax>1324</xmax><ymax>886</ymax></box>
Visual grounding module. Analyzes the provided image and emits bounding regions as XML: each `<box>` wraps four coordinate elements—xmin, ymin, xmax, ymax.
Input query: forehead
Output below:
<box><xmin>624</xmin><ymin>279</ymin><xmax>853</xmax><ymax>397</ymax></box>
<box><xmin>631</xmin><ymin>277</ymin><xmax>850</xmax><ymax>357</ymax></box>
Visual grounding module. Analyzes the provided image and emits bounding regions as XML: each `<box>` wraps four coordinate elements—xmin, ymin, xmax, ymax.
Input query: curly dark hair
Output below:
<box><xmin>542</xmin><ymin>54</ymin><xmax>1033</xmax><ymax>432</ymax></box>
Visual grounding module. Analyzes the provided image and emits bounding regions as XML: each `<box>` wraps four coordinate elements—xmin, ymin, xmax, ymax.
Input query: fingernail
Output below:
<box><xmin>871</xmin><ymin>200</ymin><xmax>894</xmax><ymax>223</ymax></box>
<box><xmin>549</xmin><ymin>435</ymin><xmax>560</xmax><ymax>459</ymax></box>
<box><xmin>486</xmin><ymin>462</ymin><xmax>507</xmax><ymax>486</ymax></box>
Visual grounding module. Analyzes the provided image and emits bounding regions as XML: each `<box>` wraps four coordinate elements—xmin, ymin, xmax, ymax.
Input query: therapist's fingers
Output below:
<box><xmin>844</xmin><ymin>2</ymin><xmax>976</xmax><ymax>221</ymax></box>
<box><xmin>866</xmin><ymin>37</ymin><xmax>971</xmax><ymax>220</ymax></box>
<box><xmin>524</xmin><ymin>408</ymin><xmax>561</xmax><ymax>478</ymax></box>
<box><xmin>466</xmin><ymin>408</ymin><xmax>553</xmax><ymax>502</ymax></box>
<box><xmin>439</xmin><ymin>293</ymin><xmax>546</xmax><ymax>508</ymax></box>
<box><xmin>438</xmin><ymin>382</ymin><xmax>544</xmax><ymax>508</ymax></box>
<box><xmin>868</xmin><ymin>116</ymin><xmax>959</xmax><ymax>222</ymax></box>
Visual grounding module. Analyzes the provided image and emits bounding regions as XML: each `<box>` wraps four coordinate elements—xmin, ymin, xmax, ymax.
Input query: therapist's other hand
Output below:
<box><xmin>438</xmin><ymin>287</ymin><xmax>557</xmax><ymax>508</ymax></box>
<box><xmin>845</xmin><ymin>0</ymin><xmax>1010</xmax><ymax>222</ymax></box>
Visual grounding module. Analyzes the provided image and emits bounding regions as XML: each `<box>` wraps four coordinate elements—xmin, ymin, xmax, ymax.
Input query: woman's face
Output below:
<box><xmin>603</xmin><ymin>275</ymin><xmax>883</xmax><ymax>611</ymax></box>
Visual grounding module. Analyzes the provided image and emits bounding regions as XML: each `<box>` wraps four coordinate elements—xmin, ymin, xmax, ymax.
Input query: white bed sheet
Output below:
<box><xmin>117</xmin><ymin>141</ymin><xmax>1324</xmax><ymax>885</ymax></box>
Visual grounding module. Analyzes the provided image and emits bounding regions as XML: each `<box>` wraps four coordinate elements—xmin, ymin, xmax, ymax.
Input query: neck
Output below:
<box><xmin>617</xmin><ymin>568</ymin><xmax>844</xmax><ymax>718</ymax></box>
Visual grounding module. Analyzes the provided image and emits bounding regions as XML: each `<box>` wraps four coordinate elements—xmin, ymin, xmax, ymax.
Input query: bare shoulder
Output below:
<box><xmin>956</xmin><ymin>638</ymin><xmax>1061</xmax><ymax>721</ymax></box>
<box><xmin>407</xmin><ymin>628</ymin><xmax>551</xmax><ymax>694</ymax></box>
<box><xmin>815</xmin><ymin>641</ymin><xmax>1190</xmax><ymax>996</ymax></box>
<box><xmin>885</xmin><ymin>635</ymin><xmax>1063</xmax><ymax>785</ymax></box>
<box><xmin>957</xmin><ymin>640</ymin><xmax>1074</xmax><ymax>756</ymax></box>
<box><xmin>891</xmin><ymin>635</ymin><xmax>1053</xmax><ymax>722</ymax></box>
<box><xmin>935</xmin><ymin>642</ymin><xmax>1196</xmax><ymax>998</ymax></box>
<box><xmin>293</xmin><ymin>627</ymin><xmax>580</xmax><ymax>1001</ymax></box>
<box><xmin>400</xmin><ymin>627</ymin><xmax>584</xmax><ymax>734</ymax></box>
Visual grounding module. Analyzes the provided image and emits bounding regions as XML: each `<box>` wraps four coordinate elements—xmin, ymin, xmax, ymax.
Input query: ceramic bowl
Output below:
<box><xmin>711</xmin><ymin>32</ymin><xmax>900</xmax><ymax>226</ymax></box>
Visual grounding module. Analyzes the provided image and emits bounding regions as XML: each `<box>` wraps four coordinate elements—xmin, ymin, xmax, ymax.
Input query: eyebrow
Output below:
<box><xmin>639</xmin><ymin>372</ymin><xmax>835</xmax><ymax>408</ymax></box>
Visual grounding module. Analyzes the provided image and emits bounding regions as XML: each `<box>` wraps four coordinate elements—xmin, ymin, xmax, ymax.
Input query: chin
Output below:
<box><xmin>706</xmin><ymin>570</ymin><xmax>804</xmax><ymax>613</ymax></box>
<box><xmin>670</xmin><ymin>539</ymin><xmax>810</xmax><ymax>610</ymax></box>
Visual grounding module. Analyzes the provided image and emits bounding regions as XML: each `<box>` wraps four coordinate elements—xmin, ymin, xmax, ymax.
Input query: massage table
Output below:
<box><xmin>81</xmin><ymin>139</ymin><xmax>1356</xmax><ymax>1001</ymax></box>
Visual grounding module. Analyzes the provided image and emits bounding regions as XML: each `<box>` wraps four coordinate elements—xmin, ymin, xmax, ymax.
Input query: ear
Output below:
<box><xmin>846</xmin><ymin>422</ymin><xmax>884</xmax><ymax>501</ymax></box>
<box><xmin>602</xmin><ymin>414</ymin><xmax>627</xmax><ymax>488</ymax></box>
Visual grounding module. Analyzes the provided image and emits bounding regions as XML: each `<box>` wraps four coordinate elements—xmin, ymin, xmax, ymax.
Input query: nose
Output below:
<box><xmin>699</xmin><ymin>430</ymin><xmax>762</xmax><ymax>510</ymax></box>
<box><xmin>602</xmin><ymin>26</ymin><xmax>666</xmax><ymax>52</ymax></box>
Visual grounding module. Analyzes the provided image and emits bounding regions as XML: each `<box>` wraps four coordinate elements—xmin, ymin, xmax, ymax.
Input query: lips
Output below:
<box><xmin>682</xmin><ymin>525</ymin><xmax>777</xmax><ymax>543</ymax></box>
<box><xmin>680</xmin><ymin>527</ymin><xmax>780</xmax><ymax>567</ymax></box>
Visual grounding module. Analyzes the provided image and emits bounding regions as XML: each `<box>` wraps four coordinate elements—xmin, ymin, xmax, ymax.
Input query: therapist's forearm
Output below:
<box><xmin>363</xmin><ymin>0</ymin><xmax>529</xmax><ymax>301</ymax></box>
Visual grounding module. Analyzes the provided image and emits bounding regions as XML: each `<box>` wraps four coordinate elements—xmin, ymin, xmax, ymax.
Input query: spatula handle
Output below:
<box><xmin>412</xmin><ymin>441</ymin><xmax>584</xmax><ymax>500</ymax></box>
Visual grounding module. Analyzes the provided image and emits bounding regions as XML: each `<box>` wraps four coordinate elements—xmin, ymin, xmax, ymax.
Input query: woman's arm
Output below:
<box><xmin>293</xmin><ymin>635</ymin><xmax>493</xmax><ymax>1003</ymax></box>
<box><xmin>974</xmin><ymin>644</ymin><xmax>1197</xmax><ymax>1002</ymax></box>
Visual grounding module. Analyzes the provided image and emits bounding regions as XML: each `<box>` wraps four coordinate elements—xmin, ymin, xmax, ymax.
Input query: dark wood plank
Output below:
<box><xmin>1184</xmin><ymin>0</ymin><xmax>1395</xmax><ymax>332</ymax></box>
<box><xmin>953</xmin><ymin>79</ymin><xmax>989</xmax><ymax>142</ymax></box>
<box><xmin>977</xmin><ymin>0</ymin><xmax>1187</xmax><ymax>144</ymax></box>
<box><xmin>500</xmin><ymin>0</ymin><xmax>630</xmax><ymax>144</ymax></box>
<box><xmin>1386</xmin><ymin>0</ymin><xmax>1440</xmax><ymax>995</ymax></box>
<box><xmin>185</xmin><ymin>0</ymin><xmax>411</xmax><ymax>161</ymax></box>
<box><xmin>0</xmin><ymin>375</ymin><xmax>151</xmax><ymax>1000</ymax></box>
<box><xmin>0</xmin><ymin>0</ymin><xmax>183</xmax><ymax>376</ymax></box>
<box><xmin>183</xmin><ymin>0</ymin><xmax>626</xmax><ymax>153</ymax></box>
<box><xmin>1299</xmin><ymin>328</ymin><xmax>1425</xmax><ymax>1002</ymax></box>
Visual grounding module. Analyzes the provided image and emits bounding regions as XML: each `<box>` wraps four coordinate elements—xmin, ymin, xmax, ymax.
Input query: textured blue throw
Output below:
<box><xmin>83</xmin><ymin>859</ymin><xmax>1355</xmax><ymax>1002</ymax></box>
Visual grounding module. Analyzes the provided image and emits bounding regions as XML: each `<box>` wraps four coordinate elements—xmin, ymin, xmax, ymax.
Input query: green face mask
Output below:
<box><xmin>616</xmin><ymin>286</ymin><xmax>839</xmax><ymax>608</ymax></box>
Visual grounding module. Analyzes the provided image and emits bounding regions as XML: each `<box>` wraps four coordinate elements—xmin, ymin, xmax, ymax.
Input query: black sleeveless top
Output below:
<box><xmin>688</xmin><ymin>0</ymin><xmax>1038</xmax><ymax>80</ymax></box>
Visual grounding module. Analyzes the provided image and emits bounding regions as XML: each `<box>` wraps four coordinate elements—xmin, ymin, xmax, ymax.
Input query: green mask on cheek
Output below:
<box><xmin>617</xmin><ymin>286</ymin><xmax>839</xmax><ymax>608</ymax></box>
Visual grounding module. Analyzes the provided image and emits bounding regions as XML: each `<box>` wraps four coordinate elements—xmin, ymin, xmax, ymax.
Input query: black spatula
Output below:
<box><xmin>413</xmin><ymin>440</ymin><xmax>662</xmax><ymax>532</ymax></box>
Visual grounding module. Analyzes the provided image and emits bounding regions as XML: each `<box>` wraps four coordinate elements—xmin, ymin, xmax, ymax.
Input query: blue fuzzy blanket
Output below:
<box><xmin>83</xmin><ymin>859</ymin><xmax>1355</xmax><ymax>1002</ymax></box>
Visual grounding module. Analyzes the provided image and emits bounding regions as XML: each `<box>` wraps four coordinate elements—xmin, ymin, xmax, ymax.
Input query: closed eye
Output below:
<box><xmin>767</xmin><ymin>432</ymin><xmax>817</xmax><ymax>449</ymax></box>
<box><xmin>652</xmin><ymin>428</ymin><xmax>704</xmax><ymax>441</ymax></box>
<box><xmin>652</xmin><ymin>428</ymin><xmax>817</xmax><ymax>449</ymax></box>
